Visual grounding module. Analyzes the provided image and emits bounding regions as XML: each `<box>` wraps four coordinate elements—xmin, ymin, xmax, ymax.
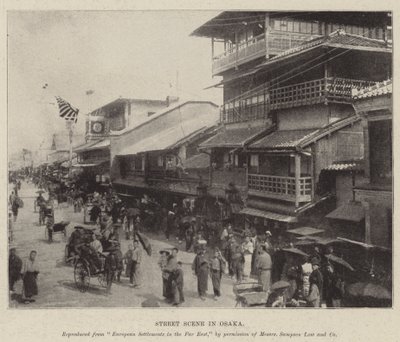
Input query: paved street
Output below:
<box><xmin>9</xmin><ymin>182</ymin><xmax>237</xmax><ymax>308</ymax></box>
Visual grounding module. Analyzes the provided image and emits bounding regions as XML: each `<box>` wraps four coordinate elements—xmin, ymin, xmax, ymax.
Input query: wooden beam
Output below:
<box><xmin>264</xmin><ymin>14</ymin><xmax>270</xmax><ymax>59</ymax></box>
<box><xmin>211</xmin><ymin>37</ymin><xmax>215</xmax><ymax>61</ymax></box>
<box><xmin>294</xmin><ymin>154</ymin><xmax>301</xmax><ymax>208</ymax></box>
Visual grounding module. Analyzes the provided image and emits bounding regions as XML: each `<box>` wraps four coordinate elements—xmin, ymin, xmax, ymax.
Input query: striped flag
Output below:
<box><xmin>55</xmin><ymin>96</ymin><xmax>79</xmax><ymax>123</ymax></box>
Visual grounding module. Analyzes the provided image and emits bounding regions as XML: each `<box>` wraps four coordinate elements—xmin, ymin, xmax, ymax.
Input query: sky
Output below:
<box><xmin>7</xmin><ymin>10</ymin><xmax>222</xmax><ymax>155</ymax></box>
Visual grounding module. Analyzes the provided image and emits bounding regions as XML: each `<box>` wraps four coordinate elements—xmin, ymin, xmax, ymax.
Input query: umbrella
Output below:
<box><xmin>326</xmin><ymin>254</ymin><xmax>355</xmax><ymax>271</ymax></box>
<box><xmin>270</xmin><ymin>280</ymin><xmax>291</xmax><ymax>291</ymax></box>
<box><xmin>282</xmin><ymin>248</ymin><xmax>309</xmax><ymax>258</ymax></box>
<box><xmin>135</xmin><ymin>231</ymin><xmax>152</xmax><ymax>256</ymax></box>
<box><xmin>347</xmin><ymin>282</ymin><xmax>391</xmax><ymax>300</ymax></box>
<box><xmin>127</xmin><ymin>208</ymin><xmax>140</xmax><ymax>217</ymax></box>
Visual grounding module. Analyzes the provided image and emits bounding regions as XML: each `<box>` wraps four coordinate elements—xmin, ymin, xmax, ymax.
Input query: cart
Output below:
<box><xmin>233</xmin><ymin>281</ymin><xmax>267</xmax><ymax>307</ymax></box>
<box><xmin>74</xmin><ymin>252</ymin><xmax>108</xmax><ymax>293</ymax></box>
<box><xmin>45</xmin><ymin>220</ymin><xmax>69</xmax><ymax>240</ymax></box>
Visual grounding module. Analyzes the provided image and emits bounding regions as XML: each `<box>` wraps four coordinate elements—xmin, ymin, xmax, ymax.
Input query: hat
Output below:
<box><xmin>159</xmin><ymin>250</ymin><xmax>171</xmax><ymax>256</ymax></box>
<box><xmin>311</xmin><ymin>257</ymin><xmax>320</xmax><ymax>266</ymax></box>
<box><xmin>265</xmin><ymin>230</ymin><xmax>272</xmax><ymax>237</ymax></box>
<box><xmin>74</xmin><ymin>225</ymin><xmax>84</xmax><ymax>230</ymax></box>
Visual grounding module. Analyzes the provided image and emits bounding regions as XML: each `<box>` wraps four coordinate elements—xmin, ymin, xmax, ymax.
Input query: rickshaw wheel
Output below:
<box><xmin>64</xmin><ymin>246</ymin><xmax>70</xmax><ymax>264</ymax></box>
<box><xmin>74</xmin><ymin>259</ymin><xmax>91</xmax><ymax>292</ymax></box>
<box><xmin>44</xmin><ymin>227</ymin><xmax>48</xmax><ymax>239</ymax></box>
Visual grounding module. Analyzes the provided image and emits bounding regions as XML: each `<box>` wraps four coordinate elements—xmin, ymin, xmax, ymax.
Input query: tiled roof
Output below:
<box><xmin>249</xmin><ymin>129</ymin><xmax>317</xmax><ymax>149</ymax></box>
<box><xmin>249</xmin><ymin>115</ymin><xmax>361</xmax><ymax>151</ymax></box>
<box><xmin>352</xmin><ymin>79</ymin><xmax>392</xmax><ymax>99</ymax></box>
<box><xmin>199</xmin><ymin>125</ymin><xmax>270</xmax><ymax>149</ymax></box>
<box><xmin>326</xmin><ymin>201</ymin><xmax>365</xmax><ymax>222</ymax></box>
<box><xmin>325</xmin><ymin>159</ymin><xmax>364</xmax><ymax>172</ymax></box>
<box><xmin>262</xmin><ymin>30</ymin><xmax>391</xmax><ymax>68</ymax></box>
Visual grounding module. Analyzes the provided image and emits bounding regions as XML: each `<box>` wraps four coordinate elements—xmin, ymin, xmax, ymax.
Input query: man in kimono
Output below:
<box><xmin>192</xmin><ymin>249</ymin><xmax>209</xmax><ymax>300</ymax></box>
<box><xmin>210</xmin><ymin>248</ymin><xmax>227</xmax><ymax>300</ymax></box>
<box><xmin>164</xmin><ymin>248</ymin><xmax>178</xmax><ymax>302</ymax></box>
<box><xmin>172</xmin><ymin>261</ymin><xmax>185</xmax><ymax>306</ymax></box>
<box><xmin>131</xmin><ymin>240</ymin><xmax>143</xmax><ymax>288</ymax></box>
<box><xmin>256</xmin><ymin>245</ymin><xmax>272</xmax><ymax>292</ymax></box>
<box><xmin>22</xmin><ymin>250</ymin><xmax>39</xmax><ymax>303</ymax></box>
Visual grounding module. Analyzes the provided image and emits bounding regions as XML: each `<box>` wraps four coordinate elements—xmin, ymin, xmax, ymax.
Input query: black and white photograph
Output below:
<box><xmin>7</xmin><ymin>8</ymin><xmax>393</xmax><ymax>312</ymax></box>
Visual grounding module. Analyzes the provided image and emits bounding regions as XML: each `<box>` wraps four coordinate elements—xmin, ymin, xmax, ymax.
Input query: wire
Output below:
<box><xmin>224</xmin><ymin>29</ymin><xmax>387</xmax><ymax>105</ymax></box>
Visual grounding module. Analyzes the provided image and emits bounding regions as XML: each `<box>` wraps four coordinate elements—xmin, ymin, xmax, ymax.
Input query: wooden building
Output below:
<box><xmin>193</xmin><ymin>11</ymin><xmax>391</xmax><ymax>233</ymax></box>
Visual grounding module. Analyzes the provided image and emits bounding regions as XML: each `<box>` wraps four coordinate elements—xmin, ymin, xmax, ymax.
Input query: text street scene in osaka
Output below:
<box><xmin>8</xmin><ymin>10</ymin><xmax>392</xmax><ymax>308</ymax></box>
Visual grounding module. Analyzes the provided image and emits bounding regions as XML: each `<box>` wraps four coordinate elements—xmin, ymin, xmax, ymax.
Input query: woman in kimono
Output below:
<box><xmin>192</xmin><ymin>248</ymin><xmax>209</xmax><ymax>300</ymax></box>
<box><xmin>22</xmin><ymin>250</ymin><xmax>39</xmax><ymax>304</ymax></box>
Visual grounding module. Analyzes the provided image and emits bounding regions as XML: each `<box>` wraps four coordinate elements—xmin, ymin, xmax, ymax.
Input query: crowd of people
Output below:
<box><xmin>8</xmin><ymin>170</ymin><xmax>347</xmax><ymax>308</ymax></box>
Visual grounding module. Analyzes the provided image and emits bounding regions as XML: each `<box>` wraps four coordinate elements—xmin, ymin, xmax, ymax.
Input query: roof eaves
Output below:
<box><xmin>299</xmin><ymin>115</ymin><xmax>361</xmax><ymax>149</ymax></box>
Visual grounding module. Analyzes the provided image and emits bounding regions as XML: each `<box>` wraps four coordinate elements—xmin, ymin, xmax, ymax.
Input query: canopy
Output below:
<box><xmin>326</xmin><ymin>202</ymin><xmax>365</xmax><ymax>222</ymax></box>
<box><xmin>240</xmin><ymin>207</ymin><xmax>297</xmax><ymax>223</ymax></box>
<box><xmin>72</xmin><ymin>159</ymin><xmax>109</xmax><ymax>168</ymax></box>
<box><xmin>287</xmin><ymin>227</ymin><xmax>325</xmax><ymax>236</ymax></box>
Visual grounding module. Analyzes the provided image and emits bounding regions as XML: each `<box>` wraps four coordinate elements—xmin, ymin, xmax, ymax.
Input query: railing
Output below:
<box><xmin>212</xmin><ymin>31</ymin><xmax>321</xmax><ymax>75</ymax></box>
<box><xmin>248</xmin><ymin>174</ymin><xmax>312</xmax><ymax>202</ymax></box>
<box><xmin>221</xmin><ymin>77</ymin><xmax>377</xmax><ymax>123</ymax></box>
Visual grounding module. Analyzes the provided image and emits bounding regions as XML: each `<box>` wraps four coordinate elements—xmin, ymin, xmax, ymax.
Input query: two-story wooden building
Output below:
<box><xmin>193</xmin><ymin>11</ymin><xmax>391</xmax><ymax>233</ymax></box>
<box><xmin>110</xmin><ymin>100</ymin><xmax>219</xmax><ymax>208</ymax></box>
<box><xmin>73</xmin><ymin>97</ymin><xmax>178</xmax><ymax>192</ymax></box>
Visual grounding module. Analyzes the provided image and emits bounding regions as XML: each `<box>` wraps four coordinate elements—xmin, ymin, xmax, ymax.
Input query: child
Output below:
<box><xmin>172</xmin><ymin>261</ymin><xmax>184</xmax><ymax>306</ymax></box>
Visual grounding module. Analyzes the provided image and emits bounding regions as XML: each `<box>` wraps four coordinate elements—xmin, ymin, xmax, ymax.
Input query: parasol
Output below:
<box><xmin>135</xmin><ymin>231</ymin><xmax>152</xmax><ymax>256</ymax></box>
<box><xmin>326</xmin><ymin>254</ymin><xmax>355</xmax><ymax>271</ymax></box>
<box><xmin>347</xmin><ymin>282</ymin><xmax>391</xmax><ymax>300</ymax></box>
<box><xmin>282</xmin><ymin>247</ymin><xmax>309</xmax><ymax>258</ymax></box>
<box><xmin>127</xmin><ymin>207</ymin><xmax>140</xmax><ymax>217</ymax></box>
<box><xmin>270</xmin><ymin>280</ymin><xmax>291</xmax><ymax>291</ymax></box>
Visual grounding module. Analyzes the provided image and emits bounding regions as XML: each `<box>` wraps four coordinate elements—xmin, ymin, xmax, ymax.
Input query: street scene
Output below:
<box><xmin>8</xmin><ymin>10</ymin><xmax>392</xmax><ymax>308</ymax></box>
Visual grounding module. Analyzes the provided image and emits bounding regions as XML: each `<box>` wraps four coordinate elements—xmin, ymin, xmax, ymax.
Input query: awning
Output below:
<box><xmin>74</xmin><ymin>140</ymin><xmax>99</xmax><ymax>153</ymax></box>
<box><xmin>240</xmin><ymin>207</ymin><xmax>297</xmax><ymax>223</ymax></box>
<box><xmin>248</xmin><ymin>129</ymin><xmax>317</xmax><ymax>150</ymax></box>
<box><xmin>287</xmin><ymin>227</ymin><xmax>325</xmax><ymax>236</ymax></box>
<box><xmin>326</xmin><ymin>202</ymin><xmax>365</xmax><ymax>222</ymax></box>
<box><xmin>117</xmin><ymin>120</ymin><xmax>212</xmax><ymax>156</ymax></box>
<box><xmin>73</xmin><ymin>159</ymin><xmax>109</xmax><ymax>168</ymax></box>
<box><xmin>199</xmin><ymin>125</ymin><xmax>270</xmax><ymax>149</ymax></box>
<box><xmin>182</xmin><ymin>153</ymin><xmax>210</xmax><ymax>169</ymax></box>
<box><xmin>76</xmin><ymin>139</ymin><xmax>110</xmax><ymax>152</ymax></box>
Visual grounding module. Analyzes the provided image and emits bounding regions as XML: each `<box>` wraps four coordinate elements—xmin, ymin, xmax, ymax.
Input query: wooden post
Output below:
<box><xmin>362</xmin><ymin>117</ymin><xmax>370</xmax><ymax>180</ymax></box>
<box><xmin>264</xmin><ymin>13</ymin><xmax>270</xmax><ymax>59</ymax></box>
<box><xmin>324</xmin><ymin>60</ymin><xmax>329</xmax><ymax>105</ymax></box>
<box><xmin>211</xmin><ymin>37</ymin><xmax>215</xmax><ymax>61</ymax></box>
<box><xmin>235</xmin><ymin>32</ymin><xmax>239</xmax><ymax>69</ymax></box>
<box><xmin>310</xmin><ymin>151</ymin><xmax>315</xmax><ymax>201</ymax></box>
<box><xmin>295</xmin><ymin>154</ymin><xmax>301</xmax><ymax>208</ymax></box>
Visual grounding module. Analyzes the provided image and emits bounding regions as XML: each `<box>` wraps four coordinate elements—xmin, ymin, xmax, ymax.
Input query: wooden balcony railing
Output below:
<box><xmin>248</xmin><ymin>173</ymin><xmax>312</xmax><ymax>203</ymax></box>
<box><xmin>212</xmin><ymin>31</ymin><xmax>321</xmax><ymax>75</ymax></box>
<box><xmin>221</xmin><ymin>77</ymin><xmax>377</xmax><ymax>123</ymax></box>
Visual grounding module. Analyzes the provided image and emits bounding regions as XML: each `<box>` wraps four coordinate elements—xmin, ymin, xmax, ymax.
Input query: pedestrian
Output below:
<box><xmin>131</xmin><ymin>240</ymin><xmax>143</xmax><ymax>288</ymax></box>
<box><xmin>192</xmin><ymin>248</ymin><xmax>209</xmax><ymax>300</ymax></box>
<box><xmin>242</xmin><ymin>236</ymin><xmax>254</xmax><ymax>278</ymax></box>
<box><xmin>307</xmin><ymin>258</ymin><xmax>323</xmax><ymax>307</ymax></box>
<box><xmin>325</xmin><ymin>264</ymin><xmax>344</xmax><ymax>307</ymax></box>
<box><xmin>166</xmin><ymin>211</ymin><xmax>175</xmax><ymax>240</ymax></box>
<box><xmin>8</xmin><ymin>212</ymin><xmax>14</xmax><ymax>242</ymax></box>
<box><xmin>104</xmin><ymin>248</ymin><xmax>117</xmax><ymax>295</ymax></box>
<box><xmin>114</xmin><ymin>243</ymin><xmax>124</xmax><ymax>283</ymax></box>
<box><xmin>124</xmin><ymin>244</ymin><xmax>134</xmax><ymax>283</ymax></box>
<box><xmin>172</xmin><ymin>261</ymin><xmax>185</xmax><ymax>306</ymax></box>
<box><xmin>164</xmin><ymin>248</ymin><xmax>178</xmax><ymax>302</ymax></box>
<box><xmin>22</xmin><ymin>250</ymin><xmax>39</xmax><ymax>304</ymax></box>
<box><xmin>231</xmin><ymin>244</ymin><xmax>245</xmax><ymax>284</ymax></box>
<box><xmin>256</xmin><ymin>245</ymin><xmax>272</xmax><ymax>292</ymax></box>
<box><xmin>9</xmin><ymin>248</ymin><xmax>22</xmax><ymax>294</ymax></box>
<box><xmin>45</xmin><ymin>212</ymin><xmax>55</xmax><ymax>243</ymax></box>
<box><xmin>158</xmin><ymin>250</ymin><xmax>170</xmax><ymax>298</ymax></box>
<box><xmin>300</xmin><ymin>256</ymin><xmax>313</xmax><ymax>298</ymax></box>
<box><xmin>210</xmin><ymin>248</ymin><xmax>226</xmax><ymax>300</ymax></box>
<box><xmin>184</xmin><ymin>222</ymin><xmax>194</xmax><ymax>251</ymax></box>
<box><xmin>11</xmin><ymin>195</ymin><xmax>20</xmax><ymax>222</ymax></box>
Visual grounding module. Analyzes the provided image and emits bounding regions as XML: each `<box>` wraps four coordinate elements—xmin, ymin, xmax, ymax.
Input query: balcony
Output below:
<box><xmin>212</xmin><ymin>31</ymin><xmax>321</xmax><ymax>75</ymax></box>
<box><xmin>248</xmin><ymin>173</ymin><xmax>312</xmax><ymax>203</ymax></box>
<box><xmin>221</xmin><ymin>77</ymin><xmax>376</xmax><ymax>124</ymax></box>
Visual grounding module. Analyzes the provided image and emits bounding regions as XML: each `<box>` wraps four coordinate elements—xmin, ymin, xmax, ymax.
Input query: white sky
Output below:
<box><xmin>7</xmin><ymin>11</ymin><xmax>222</xmax><ymax>155</ymax></box>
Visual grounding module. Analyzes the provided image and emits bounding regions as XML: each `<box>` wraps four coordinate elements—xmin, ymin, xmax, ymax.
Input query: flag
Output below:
<box><xmin>55</xmin><ymin>96</ymin><xmax>79</xmax><ymax>123</ymax></box>
<box><xmin>86</xmin><ymin>90</ymin><xmax>94</xmax><ymax>95</ymax></box>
